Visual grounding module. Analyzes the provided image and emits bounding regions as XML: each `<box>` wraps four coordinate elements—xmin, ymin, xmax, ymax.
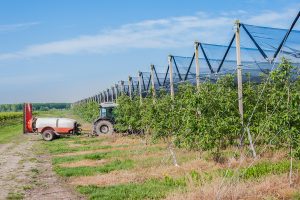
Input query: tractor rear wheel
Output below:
<box><xmin>42</xmin><ymin>130</ymin><xmax>55</xmax><ymax>141</ymax></box>
<box><xmin>95</xmin><ymin>120</ymin><xmax>113</xmax><ymax>135</ymax></box>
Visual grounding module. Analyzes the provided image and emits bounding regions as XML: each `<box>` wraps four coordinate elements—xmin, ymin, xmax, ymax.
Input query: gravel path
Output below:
<box><xmin>0</xmin><ymin>134</ymin><xmax>85</xmax><ymax>200</ymax></box>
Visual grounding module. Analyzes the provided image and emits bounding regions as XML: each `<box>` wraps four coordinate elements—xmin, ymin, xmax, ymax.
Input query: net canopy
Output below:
<box><xmin>74</xmin><ymin>12</ymin><xmax>300</xmax><ymax>104</ymax></box>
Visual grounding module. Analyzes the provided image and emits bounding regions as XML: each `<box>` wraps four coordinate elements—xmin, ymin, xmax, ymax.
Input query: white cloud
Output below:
<box><xmin>0</xmin><ymin>22</ymin><xmax>40</xmax><ymax>32</ymax></box>
<box><xmin>246</xmin><ymin>8</ymin><xmax>299</xmax><ymax>27</ymax></box>
<box><xmin>0</xmin><ymin>73</ymin><xmax>64</xmax><ymax>86</ymax></box>
<box><xmin>0</xmin><ymin>6</ymin><xmax>299</xmax><ymax>61</ymax></box>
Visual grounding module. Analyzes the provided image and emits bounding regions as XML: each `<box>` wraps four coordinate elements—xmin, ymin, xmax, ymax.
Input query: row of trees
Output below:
<box><xmin>72</xmin><ymin>101</ymin><xmax>99</xmax><ymax>123</ymax></box>
<box><xmin>0</xmin><ymin>103</ymin><xmax>71</xmax><ymax>112</ymax></box>
<box><xmin>114</xmin><ymin>59</ymin><xmax>300</xmax><ymax>159</ymax></box>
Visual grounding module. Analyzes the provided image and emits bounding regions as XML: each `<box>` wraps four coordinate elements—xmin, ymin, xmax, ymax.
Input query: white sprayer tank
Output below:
<box><xmin>35</xmin><ymin>118</ymin><xmax>76</xmax><ymax>131</ymax></box>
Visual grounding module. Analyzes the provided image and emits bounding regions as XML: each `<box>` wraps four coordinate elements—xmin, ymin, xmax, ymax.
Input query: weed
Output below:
<box><xmin>6</xmin><ymin>192</ymin><xmax>24</xmax><ymax>200</ymax></box>
<box><xmin>22</xmin><ymin>185</ymin><xmax>32</xmax><ymax>191</ymax></box>
<box><xmin>31</xmin><ymin>168</ymin><xmax>39</xmax><ymax>174</ymax></box>
<box><xmin>293</xmin><ymin>192</ymin><xmax>300</xmax><ymax>200</ymax></box>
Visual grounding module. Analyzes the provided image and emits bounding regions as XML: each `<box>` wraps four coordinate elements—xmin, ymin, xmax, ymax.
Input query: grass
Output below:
<box><xmin>51</xmin><ymin>145</ymin><xmax>163</xmax><ymax>165</ymax></box>
<box><xmin>55</xmin><ymin>159</ymin><xmax>134</xmax><ymax>177</ymax></box>
<box><xmin>221</xmin><ymin>159</ymin><xmax>300</xmax><ymax>180</ymax></box>
<box><xmin>6</xmin><ymin>191</ymin><xmax>24</xmax><ymax>200</ymax></box>
<box><xmin>34</xmin><ymin>109</ymin><xmax>300</xmax><ymax>199</ymax></box>
<box><xmin>77</xmin><ymin>176</ymin><xmax>186</xmax><ymax>200</ymax></box>
<box><xmin>293</xmin><ymin>192</ymin><xmax>300</xmax><ymax>200</ymax></box>
<box><xmin>52</xmin><ymin>151</ymin><xmax>112</xmax><ymax>165</ymax></box>
<box><xmin>46</xmin><ymin>142</ymin><xmax>113</xmax><ymax>154</ymax></box>
<box><xmin>0</xmin><ymin>123</ymin><xmax>22</xmax><ymax>144</ymax></box>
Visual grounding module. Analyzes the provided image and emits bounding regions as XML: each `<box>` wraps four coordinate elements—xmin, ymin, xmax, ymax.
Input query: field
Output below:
<box><xmin>45</xmin><ymin>134</ymin><xmax>300</xmax><ymax>199</ymax></box>
<box><xmin>0</xmin><ymin>110</ymin><xmax>300</xmax><ymax>199</ymax></box>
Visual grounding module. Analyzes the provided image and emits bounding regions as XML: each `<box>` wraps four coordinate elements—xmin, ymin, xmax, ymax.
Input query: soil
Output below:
<box><xmin>0</xmin><ymin>134</ymin><xmax>85</xmax><ymax>200</ymax></box>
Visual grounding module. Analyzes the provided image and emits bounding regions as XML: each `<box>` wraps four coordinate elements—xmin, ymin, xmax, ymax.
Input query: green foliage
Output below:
<box><xmin>0</xmin><ymin>103</ymin><xmax>70</xmax><ymax>112</ymax></box>
<box><xmin>72</xmin><ymin>101</ymin><xmax>99</xmax><ymax>122</ymax></box>
<box><xmin>114</xmin><ymin>95</ymin><xmax>141</xmax><ymax>133</ymax></box>
<box><xmin>77</xmin><ymin>176</ymin><xmax>186</xmax><ymax>200</ymax></box>
<box><xmin>75</xmin><ymin>59</ymin><xmax>300</xmax><ymax>160</ymax></box>
<box><xmin>0</xmin><ymin>112</ymin><xmax>23</xmax><ymax>125</ymax></box>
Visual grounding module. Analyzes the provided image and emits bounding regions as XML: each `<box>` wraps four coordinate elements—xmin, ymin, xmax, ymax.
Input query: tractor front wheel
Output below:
<box><xmin>94</xmin><ymin>120</ymin><xmax>113</xmax><ymax>135</ymax></box>
<box><xmin>42</xmin><ymin>130</ymin><xmax>55</xmax><ymax>141</ymax></box>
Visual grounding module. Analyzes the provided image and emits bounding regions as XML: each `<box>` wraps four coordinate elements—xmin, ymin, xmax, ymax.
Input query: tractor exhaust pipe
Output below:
<box><xmin>23</xmin><ymin>103</ymin><xmax>33</xmax><ymax>133</ymax></box>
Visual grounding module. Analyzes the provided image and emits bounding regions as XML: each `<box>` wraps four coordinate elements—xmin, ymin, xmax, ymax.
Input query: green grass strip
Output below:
<box><xmin>221</xmin><ymin>159</ymin><xmax>300</xmax><ymax>180</ymax></box>
<box><xmin>77</xmin><ymin>176</ymin><xmax>186</xmax><ymax>200</ymax></box>
<box><xmin>0</xmin><ymin>124</ymin><xmax>22</xmax><ymax>144</ymax></box>
<box><xmin>55</xmin><ymin>159</ymin><xmax>134</xmax><ymax>177</ymax></box>
<box><xmin>53</xmin><ymin>151</ymin><xmax>112</xmax><ymax>165</ymax></box>
<box><xmin>52</xmin><ymin>145</ymin><xmax>163</xmax><ymax>165</ymax></box>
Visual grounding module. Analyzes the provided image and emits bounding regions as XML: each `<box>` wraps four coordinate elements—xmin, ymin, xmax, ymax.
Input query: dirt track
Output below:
<box><xmin>0</xmin><ymin>134</ymin><xmax>84</xmax><ymax>200</ymax></box>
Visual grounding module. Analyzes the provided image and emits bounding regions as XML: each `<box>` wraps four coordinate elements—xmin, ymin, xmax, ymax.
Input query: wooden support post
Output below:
<box><xmin>168</xmin><ymin>55</ymin><xmax>174</xmax><ymax>99</ymax></box>
<box><xmin>235</xmin><ymin>20</ymin><xmax>244</xmax><ymax>126</ymax></box>
<box><xmin>128</xmin><ymin>76</ymin><xmax>132</xmax><ymax>100</ymax></box>
<box><xmin>195</xmin><ymin>41</ymin><xmax>200</xmax><ymax>89</ymax></box>
<box><xmin>106</xmin><ymin>89</ymin><xmax>109</xmax><ymax>102</ymax></box>
<box><xmin>235</xmin><ymin>20</ymin><xmax>255</xmax><ymax>155</ymax></box>
<box><xmin>121</xmin><ymin>81</ymin><xmax>124</xmax><ymax>95</ymax></box>
<box><xmin>111</xmin><ymin>86</ymin><xmax>114</xmax><ymax>102</ymax></box>
<box><xmin>138</xmin><ymin>71</ymin><xmax>143</xmax><ymax>104</ymax></box>
<box><xmin>150</xmin><ymin>64</ymin><xmax>156</xmax><ymax>98</ymax></box>
<box><xmin>115</xmin><ymin>84</ymin><xmax>119</xmax><ymax>100</ymax></box>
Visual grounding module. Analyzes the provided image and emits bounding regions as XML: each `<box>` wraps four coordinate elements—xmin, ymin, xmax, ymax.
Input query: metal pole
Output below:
<box><xmin>150</xmin><ymin>64</ymin><xmax>156</xmax><ymax>98</ymax></box>
<box><xmin>138</xmin><ymin>71</ymin><xmax>143</xmax><ymax>104</ymax></box>
<box><xmin>195</xmin><ymin>41</ymin><xmax>200</xmax><ymax>89</ymax></box>
<box><xmin>128</xmin><ymin>76</ymin><xmax>132</xmax><ymax>100</ymax></box>
<box><xmin>168</xmin><ymin>55</ymin><xmax>174</xmax><ymax>99</ymax></box>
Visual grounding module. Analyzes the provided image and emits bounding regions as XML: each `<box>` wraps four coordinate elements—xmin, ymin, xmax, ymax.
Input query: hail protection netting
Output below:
<box><xmin>171</xmin><ymin>15</ymin><xmax>300</xmax><ymax>86</ymax></box>
<box><xmin>74</xmin><ymin>12</ymin><xmax>300</xmax><ymax>104</ymax></box>
<box><xmin>140</xmin><ymin>72</ymin><xmax>151</xmax><ymax>95</ymax></box>
<box><xmin>121</xmin><ymin>81</ymin><xmax>130</xmax><ymax>96</ymax></box>
<box><xmin>130</xmin><ymin>77</ymin><xmax>139</xmax><ymax>95</ymax></box>
<box><xmin>141</xmin><ymin>66</ymin><xmax>172</xmax><ymax>95</ymax></box>
<box><xmin>239</xmin><ymin>23</ymin><xmax>300</xmax><ymax>77</ymax></box>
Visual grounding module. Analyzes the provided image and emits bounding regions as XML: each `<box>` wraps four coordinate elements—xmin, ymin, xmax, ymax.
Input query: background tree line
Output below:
<box><xmin>0</xmin><ymin>103</ymin><xmax>71</xmax><ymax>112</ymax></box>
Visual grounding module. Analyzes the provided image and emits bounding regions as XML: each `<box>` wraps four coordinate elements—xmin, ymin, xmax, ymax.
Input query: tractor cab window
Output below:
<box><xmin>100</xmin><ymin>107</ymin><xmax>114</xmax><ymax>118</ymax></box>
<box><xmin>100</xmin><ymin>108</ymin><xmax>106</xmax><ymax>118</ymax></box>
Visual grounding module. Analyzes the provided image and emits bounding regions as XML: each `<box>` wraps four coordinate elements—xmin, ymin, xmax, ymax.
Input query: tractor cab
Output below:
<box><xmin>99</xmin><ymin>102</ymin><xmax>116</xmax><ymax>120</ymax></box>
<box><xmin>93</xmin><ymin>102</ymin><xmax>117</xmax><ymax>135</ymax></box>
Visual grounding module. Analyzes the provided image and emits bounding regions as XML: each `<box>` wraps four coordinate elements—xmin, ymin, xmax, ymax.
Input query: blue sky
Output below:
<box><xmin>0</xmin><ymin>0</ymin><xmax>299</xmax><ymax>104</ymax></box>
